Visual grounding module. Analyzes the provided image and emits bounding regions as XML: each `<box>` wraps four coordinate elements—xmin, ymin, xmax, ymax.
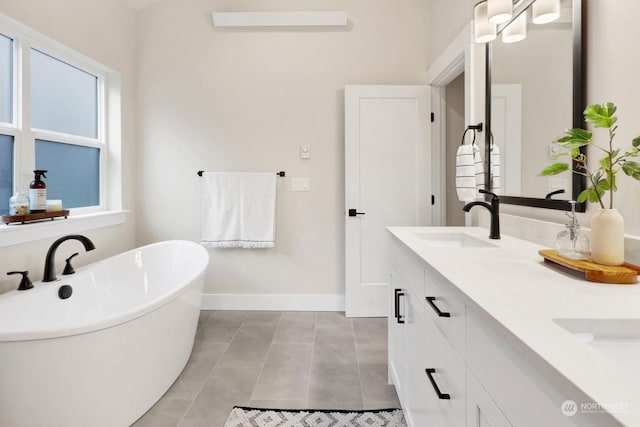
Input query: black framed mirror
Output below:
<box><xmin>485</xmin><ymin>0</ymin><xmax>586</xmax><ymax>211</ymax></box>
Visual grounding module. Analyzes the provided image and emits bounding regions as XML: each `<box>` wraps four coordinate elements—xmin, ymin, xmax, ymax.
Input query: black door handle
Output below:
<box><xmin>426</xmin><ymin>297</ymin><xmax>451</xmax><ymax>318</ymax></box>
<box><xmin>348</xmin><ymin>209</ymin><xmax>366</xmax><ymax>217</ymax></box>
<box><xmin>394</xmin><ymin>288</ymin><xmax>405</xmax><ymax>324</ymax></box>
<box><xmin>425</xmin><ymin>368</ymin><xmax>451</xmax><ymax>400</ymax></box>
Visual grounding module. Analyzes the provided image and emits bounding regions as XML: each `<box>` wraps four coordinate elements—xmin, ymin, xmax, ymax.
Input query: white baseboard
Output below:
<box><xmin>201</xmin><ymin>293</ymin><xmax>346</xmax><ymax>312</ymax></box>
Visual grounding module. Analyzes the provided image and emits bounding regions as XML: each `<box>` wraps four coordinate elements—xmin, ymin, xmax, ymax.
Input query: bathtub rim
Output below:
<box><xmin>0</xmin><ymin>239</ymin><xmax>209</xmax><ymax>342</ymax></box>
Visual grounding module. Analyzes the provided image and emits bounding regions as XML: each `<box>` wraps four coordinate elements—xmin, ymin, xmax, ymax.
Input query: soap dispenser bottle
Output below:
<box><xmin>556</xmin><ymin>200</ymin><xmax>590</xmax><ymax>260</ymax></box>
<box><xmin>29</xmin><ymin>170</ymin><xmax>47</xmax><ymax>213</ymax></box>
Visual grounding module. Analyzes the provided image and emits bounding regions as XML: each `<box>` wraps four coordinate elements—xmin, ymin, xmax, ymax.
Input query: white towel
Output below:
<box><xmin>456</xmin><ymin>144</ymin><xmax>476</xmax><ymax>202</ymax></box>
<box><xmin>201</xmin><ymin>172</ymin><xmax>277</xmax><ymax>249</ymax></box>
<box><xmin>474</xmin><ymin>144</ymin><xmax>485</xmax><ymax>190</ymax></box>
<box><xmin>490</xmin><ymin>143</ymin><xmax>501</xmax><ymax>194</ymax></box>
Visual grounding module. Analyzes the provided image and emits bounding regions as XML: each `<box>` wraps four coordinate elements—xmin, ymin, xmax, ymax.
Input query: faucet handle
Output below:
<box><xmin>62</xmin><ymin>253</ymin><xmax>79</xmax><ymax>276</ymax></box>
<box><xmin>7</xmin><ymin>271</ymin><xmax>34</xmax><ymax>291</ymax></box>
<box><xmin>479</xmin><ymin>189</ymin><xmax>499</xmax><ymax>200</ymax></box>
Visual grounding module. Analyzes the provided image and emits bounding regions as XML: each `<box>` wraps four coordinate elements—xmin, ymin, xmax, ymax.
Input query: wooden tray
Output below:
<box><xmin>539</xmin><ymin>249</ymin><xmax>640</xmax><ymax>285</ymax></box>
<box><xmin>2</xmin><ymin>210</ymin><xmax>69</xmax><ymax>225</ymax></box>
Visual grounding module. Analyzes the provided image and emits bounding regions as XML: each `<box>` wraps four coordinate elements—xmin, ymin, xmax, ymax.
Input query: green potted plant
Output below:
<box><xmin>540</xmin><ymin>102</ymin><xmax>640</xmax><ymax>265</ymax></box>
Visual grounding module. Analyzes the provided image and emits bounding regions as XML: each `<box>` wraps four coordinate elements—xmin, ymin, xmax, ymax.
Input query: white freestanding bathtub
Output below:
<box><xmin>0</xmin><ymin>240</ymin><xmax>209</xmax><ymax>427</ymax></box>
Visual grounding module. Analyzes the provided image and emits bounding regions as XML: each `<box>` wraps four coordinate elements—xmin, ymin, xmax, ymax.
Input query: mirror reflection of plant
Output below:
<box><xmin>540</xmin><ymin>102</ymin><xmax>640</xmax><ymax>209</ymax></box>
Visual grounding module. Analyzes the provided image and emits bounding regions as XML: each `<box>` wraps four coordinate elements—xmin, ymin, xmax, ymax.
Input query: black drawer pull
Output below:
<box><xmin>426</xmin><ymin>296</ymin><xmax>450</xmax><ymax>318</ymax></box>
<box><xmin>394</xmin><ymin>288</ymin><xmax>405</xmax><ymax>324</ymax></box>
<box><xmin>425</xmin><ymin>368</ymin><xmax>450</xmax><ymax>400</ymax></box>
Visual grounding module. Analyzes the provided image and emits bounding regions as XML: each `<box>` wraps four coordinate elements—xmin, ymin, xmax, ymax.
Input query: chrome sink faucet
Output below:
<box><xmin>462</xmin><ymin>189</ymin><xmax>500</xmax><ymax>240</ymax></box>
<box><xmin>43</xmin><ymin>235</ymin><xmax>96</xmax><ymax>282</ymax></box>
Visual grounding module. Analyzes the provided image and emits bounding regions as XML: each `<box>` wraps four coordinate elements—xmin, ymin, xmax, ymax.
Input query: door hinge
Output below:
<box><xmin>431</xmin><ymin>195</ymin><xmax>435</xmax><ymax>206</ymax></box>
<box><xmin>430</xmin><ymin>112</ymin><xmax>435</xmax><ymax>123</ymax></box>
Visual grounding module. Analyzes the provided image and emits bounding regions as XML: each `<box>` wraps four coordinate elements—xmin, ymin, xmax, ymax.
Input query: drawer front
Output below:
<box><xmin>424</xmin><ymin>263</ymin><xmax>466</xmax><ymax>356</ymax></box>
<box><xmin>466</xmin><ymin>309</ymin><xmax>621</xmax><ymax>427</ymax></box>
<box><xmin>466</xmin><ymin>369</ymin><xmax>513</xmax><ymax>427</ymax></box>
<box><xmin>390</xmin><ymin>238</ymin><xmax>425</xmax><ymax>301</ymax></box>
<box><xmin>421</xmin><ymin>313</ymin><xmax>466</xmax><ymax>427</ymax></box>
<box><xmin>388</xmin><ymin>268</ymin><xmax>407</xmax><ymax>402</ymax></box>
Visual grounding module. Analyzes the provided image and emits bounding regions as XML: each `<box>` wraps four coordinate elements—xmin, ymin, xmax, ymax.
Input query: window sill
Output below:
<box><xmin>0</xmin><ymin>210</ymin><xmax>128</xmax><ymax>248</ymax></box>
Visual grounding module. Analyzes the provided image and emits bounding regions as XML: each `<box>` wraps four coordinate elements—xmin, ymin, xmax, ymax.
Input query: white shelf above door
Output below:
<box><xmin>212</xmin><ymin>11</ymin><xmax>348</xmax><ymax>27</ymax></box>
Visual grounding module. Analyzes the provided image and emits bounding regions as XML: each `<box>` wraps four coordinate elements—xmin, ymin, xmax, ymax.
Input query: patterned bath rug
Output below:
<box><xmin>224</xmin><ymin>406</ymin><xmax>407</xmax><ymax>427</ymax></box>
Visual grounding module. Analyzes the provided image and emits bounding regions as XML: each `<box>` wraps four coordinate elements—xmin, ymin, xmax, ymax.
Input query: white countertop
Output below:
<box><xmin>387</xmin><ymin>226</ymin><xmax>640</xmax><ymax>426</ymax></box>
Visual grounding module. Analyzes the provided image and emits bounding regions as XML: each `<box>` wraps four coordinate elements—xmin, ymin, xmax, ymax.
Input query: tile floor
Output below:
<box><xmin>133</xmin><ymin>311</ymin><xmax>400</xmax><ymax>427</ymax></box>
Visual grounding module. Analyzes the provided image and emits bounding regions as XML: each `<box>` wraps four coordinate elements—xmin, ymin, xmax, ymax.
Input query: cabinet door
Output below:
<box><xmin>467</xmin><ymin>370</ymin><xmax>512</xmax><ymax>427</ymax></box>
<box><xmin>388</xmin><ymin>269</ymin><xmax>407</xmax><ymax>403</ymax></box>
<box><xmin>405</xmin><ymin>288</ymin><xmax>428</xmax><ymax>427</ymax></box>
<box><xmin>423</xmin><ymin>309</ymin><xmax>466</xmax><ymax>427</ymax></box>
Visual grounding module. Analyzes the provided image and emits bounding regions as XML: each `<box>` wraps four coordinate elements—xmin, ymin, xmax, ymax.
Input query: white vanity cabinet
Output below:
<box><xmin>466</xmin><ymin>370</ymin><xmax>512</xmax><ymax>427</ymax></box>
<box><xmin>389</xmin><ymin>237</ymin><xmax>465</xmax><ymax>427</ymax></box>
<box><xmin>466</xmin><ymin>308</ymin><xmax>619</xmax><ymax>427</ymax></box>
<box><xmin>387</xmin><ymin>231</ymin><xmax>624</xmax><ymax>427</ymax></box>
<box><xmin>389</xmin><ymin>264</ymin><xmax>429</xmax><ymax>427</ymax></box>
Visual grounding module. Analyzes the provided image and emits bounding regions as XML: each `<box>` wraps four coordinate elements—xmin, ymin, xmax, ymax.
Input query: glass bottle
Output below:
<box><xmin>9</xmin><ymin>185</ymin><xmax>30</xmax><ymax>216</ymax></box>
<box><xmin>556</xmin><ymin>201</ymin><xmax>590</xmax><ymax>260</ymax></box>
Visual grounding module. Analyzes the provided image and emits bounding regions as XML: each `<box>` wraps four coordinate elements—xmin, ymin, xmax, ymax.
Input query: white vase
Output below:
<box><xmin>590</xmin><ymin>208</ymin><xmax>625</xmax><ymax>266</ymax></box>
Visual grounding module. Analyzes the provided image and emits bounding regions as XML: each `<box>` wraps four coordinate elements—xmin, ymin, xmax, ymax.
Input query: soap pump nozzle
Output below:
<box><xmin>33</xmin><ymin>170</ymin><xmax>47</xmax><ymax>180</ymax></box>
<box><xmin>565</xmin><ymin>200</ymin><xmax>580</xmax><ymax>239</ymax></box>
<box><xmin>556</xmin><ymin>200</ymin><xmax>590</xmax><ymax>260</ymax></box>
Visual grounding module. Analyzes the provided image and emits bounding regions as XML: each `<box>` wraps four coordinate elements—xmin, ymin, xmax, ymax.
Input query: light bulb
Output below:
<box><xmin>474</xmin><ymin>1</ymin><xmax>497</xmax><ymax>43</ymax></box>
<box><xmin>502</xmin><ymin>11</ymin><xmax>527</xmax><ymax>43</ymax></box>
<box><xmin>487</xmin><ymin>0</ymin><xmax>513</xmax><ymax>25</ymax></box>
<box><xmin>532</xmin><ymin>0</ymin><xmax>560</xmax><ymax>24</ymax></box>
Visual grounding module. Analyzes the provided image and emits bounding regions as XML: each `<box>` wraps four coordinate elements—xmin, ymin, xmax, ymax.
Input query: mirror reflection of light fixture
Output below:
<box><xmin>502</xmin><ymin>10</ymin><xmax>527</xmax><ymax>43</ymax></box>
<box><xmin>487</xmin><ymin>0</ymin><xmax>513</xmax><ymax>24</ymax></box>
<box><xmin>532</xmin><ymin>0</ymin><xmax>560</xmax><ymax>24</ymax></box>
<box><xmin>474</xmin><ymin>1</ymin><xmax>497</xmax><ymax>43</ymax></box>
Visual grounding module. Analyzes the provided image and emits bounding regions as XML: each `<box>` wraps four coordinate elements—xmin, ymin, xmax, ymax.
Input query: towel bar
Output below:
<box><xmin>197</xmin><ymin>171</ymin><xmax>285</xmax><ymax>177</ymax></box>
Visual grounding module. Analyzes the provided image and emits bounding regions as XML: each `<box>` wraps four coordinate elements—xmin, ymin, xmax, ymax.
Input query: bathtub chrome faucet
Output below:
<box><xmin>462</xmin><ymin>189</ymin><xmax>501</xmax><ymax>240</ymax></box>
<box><xmin>43</xmin><ymin>235</ymin><xmax>96</xmax><ymax>282</ymax></box>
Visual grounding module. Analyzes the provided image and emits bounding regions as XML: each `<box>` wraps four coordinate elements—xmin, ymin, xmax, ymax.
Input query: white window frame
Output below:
<box><xmin>0</xmin><ymin>12</ymin><xmax>126</xmax><ymax>247</ymax></box>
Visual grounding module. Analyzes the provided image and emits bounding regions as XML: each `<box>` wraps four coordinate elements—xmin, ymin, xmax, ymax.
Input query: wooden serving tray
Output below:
<box><xmin>2</xmin><ymin>210</ymin><xmax>69</xmax><ymax>225</ymax></box>
<box><xmin>539</xmin><ymin>249</ymin><xmax>640</xmax><ymax>285</ymax></box>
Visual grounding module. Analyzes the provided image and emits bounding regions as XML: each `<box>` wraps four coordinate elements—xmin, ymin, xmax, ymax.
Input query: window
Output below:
<box><xmin>0</xmin><ymin>34</ymin><xmax>11</xmax><ymax>124</ymax></box>
<box><xmin>0</xmin><ymin>19</ymin><xmax>111</xmax><ymax>217</ymax></box>
<box><xmin>31</xmin><ymin>49</ymin><xmax>99</xmax><ymax>138</ymax></box>
<box><xmin>35</xmin><ymin>140</ymin><xmax>100</xmax><ymax>208</ymax></box>
<box><xmin>0</xmin><ymin>135</ymin><xmax>13</xmax><ymax>215</ymax></box>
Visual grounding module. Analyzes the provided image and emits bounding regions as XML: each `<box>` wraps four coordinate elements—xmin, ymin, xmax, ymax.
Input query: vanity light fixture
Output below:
<box><xmin>502</xmin><ymin>10</ymin><xmax>527</xmax><ymax>43</ymax></box>
<box><xmin>532</xmin><ymin>0</ymin><xmax>560</xmax><ymax>24</ymax></box>
<box><xmin>487</xmin><ymin>0</ymin><xmax>513</xmax><ymax>24</ymax></box>
<box><xmin>474</xmin><ymin>1</ymin><xmax>497</xmax><ymax>43</ymax></box>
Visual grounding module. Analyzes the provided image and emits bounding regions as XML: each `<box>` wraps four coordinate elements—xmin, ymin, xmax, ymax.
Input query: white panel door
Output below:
<box><xmin>491</xmin><ymin>84</ymin><xmax>522</xmax><ymax>195</ymax></box>
<box><xmin>345</xmin><ymin>85</ymin><xmax>430</xmax><ymax>317</ymax></box>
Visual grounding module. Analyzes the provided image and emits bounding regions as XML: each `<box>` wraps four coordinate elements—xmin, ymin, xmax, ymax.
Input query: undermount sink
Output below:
<box><xmin>553</xmin><ymin>318</ymin><xmax>640</xmax><ymax>373</ymax></box>
<box><xmin>414</xmin><ymin>232</ymin><xmax>498</xmax><ymax>248</ymax></box>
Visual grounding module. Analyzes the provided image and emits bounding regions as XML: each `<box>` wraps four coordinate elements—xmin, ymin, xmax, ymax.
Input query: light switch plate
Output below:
<box><xmin>291</xmin><ymin>177</ymin><xmax>310</xmax><ymax>191</ymax></box>
<box><xmin>300</xmin><ymin>145</ymin><xmax>310</xmax><ymax>159</ymax></box>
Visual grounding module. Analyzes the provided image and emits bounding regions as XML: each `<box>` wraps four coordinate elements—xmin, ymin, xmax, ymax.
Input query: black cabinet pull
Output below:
<box><xmin>425</xmin><ymin>368</ymin><xmax>450</xmax><ymax>400</ymax></box>
<box><xmin>426</xmin><ymin>296</ymin><xmax>450</xmax><ymax>318</ymax></box>
<box><xmin>394</xmin><ymin>288</ymin><xmax>405</xmax><ymax>324</ymax></box>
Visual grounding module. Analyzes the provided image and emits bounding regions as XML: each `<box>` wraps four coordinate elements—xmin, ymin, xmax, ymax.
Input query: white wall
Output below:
<box><xmin>135</xmin><ymin>0</ymin><xmax>430</xmax><ymax>297</ymax></box>
<box><xmin>0</xmin><ymin>0</ymin><xmax>137</xmax><ymax>293</ymax></box>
